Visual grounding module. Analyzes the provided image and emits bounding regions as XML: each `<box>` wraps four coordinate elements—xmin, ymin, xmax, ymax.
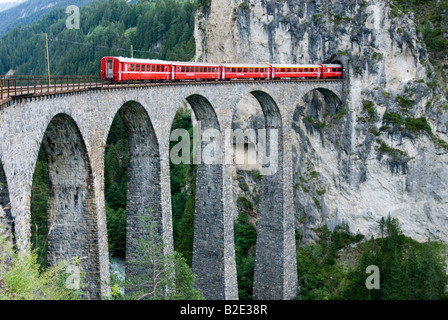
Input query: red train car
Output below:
<box><xmin>320</xmin><ymin>64</ymin><xmax>343</xmax><ymax>79</ymax></box>
<box><xmin>270</xmin><ymin>64</ymin><xmax>321</xmax><ymax>79</ymax></box>
<box><xmin>101</xmin><ymin>56</ymin><xmax>343</xmax><ymax>82</ymax></box>
<box><xmin>101</xmin><ymin>56</ymin><xmax>172</xmax><ymax>82</ymax></box>
<box><xmin>172</xmin><ymin>62</ymin><xmax>221</xmax><ymax>81</ymax></box>
<box><xmin>222</xmin><ymin>64</ymin><xmax>271</xmax><ymax>80</ymax></box>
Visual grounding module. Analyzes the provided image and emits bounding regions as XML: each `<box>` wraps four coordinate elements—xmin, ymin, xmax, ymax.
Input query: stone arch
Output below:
<box><xmin>39</xmin><ymin>113</ymin><xmax>100</xmax><ymax>299</ymax></box>
<box><xmin>184</xmin><ymin>94</ymin><xmax>237</xmax><ymax>300</ymax></box>
<box><xmin>0</xmin><ymin>160</ymin><xmax>13</xmax><ymax>244</ymax></box>
<box><xmin>107</xmin><ymin>101</ymin><xmax>163</xmax><ymax>278</ymax></box>
<box><xmin>297</xmin><ymin>88</ymin><xmax>344</xmax><ymax>131</ymax></box>
<box><xmin>291</xmin><ymin>86</ymin><xmax>347</xmax><ymax>254</ymax></box>
<box><xmin>234</xmin><ymin>90</ymin><xmax>297</xmax><ymax>300</ymax></box>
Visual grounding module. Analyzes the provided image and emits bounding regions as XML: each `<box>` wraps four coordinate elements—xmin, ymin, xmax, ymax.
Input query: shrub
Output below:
<box><xmin>0</xmin><ymin>241</ymin><xmax>83</xmax><ymax>300</ymax></box>
<box><xmin>405</xmin><ymin>117</ymin><xmax>431</xmax><ymax>134</ymax></box>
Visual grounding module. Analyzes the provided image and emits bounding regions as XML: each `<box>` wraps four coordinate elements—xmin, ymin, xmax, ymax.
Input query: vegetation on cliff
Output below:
<box><xmin>295</xmin><ymin>216</ymin><xmax>448</xmax><ymax>300</ymax></box>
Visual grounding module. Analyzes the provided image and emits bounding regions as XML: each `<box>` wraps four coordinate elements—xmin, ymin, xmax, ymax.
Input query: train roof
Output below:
<box><xmin>321</xmin><ymin>64</ymin><xmax>343</xmax><ymax>67</ymax></box>
<box><xmin>222</xmin><ymin>63</ymin><xmax>271</xmax><ymax>68</ymax></box>
<box><xmin>270</xmin><ymin>64</ymin><xmax>321</xmax><ymax>68</ymax></box>
<box><xmin>170</xmin><ymin>61</ymin><xmax>222</xmax><ymax>66</ymax></box>
<box><xmin>107</xmin><ymin>57</ymin><xmax>172</xmax><ymax>64</ymax></box>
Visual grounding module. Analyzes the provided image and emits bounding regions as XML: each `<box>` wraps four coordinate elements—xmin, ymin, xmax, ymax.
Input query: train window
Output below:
<box><xmin>137</xmin><ymin>65</ymin><xmax>141</xmax><ymax>71</ymax></box>
<box><xmin>130</xmin><ymin>64</ymin><xmax>135</xmax><ymax>71</ymax></box>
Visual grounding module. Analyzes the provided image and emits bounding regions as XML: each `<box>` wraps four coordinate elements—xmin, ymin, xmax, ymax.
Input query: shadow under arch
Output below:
<box><xmin>108</xmin><ymin>101</ymin><xmax>162</xmax><ymax>280</ymax></box>
<box><xmin>39</xmin><ymin>113</ymin><xmax>100</xmax><ymax>299</ymax></box>
<box><xmin>297</xmin><ymin>88</ymin><xmax>344</xmax><ymax>132</ymax></box>
<box><xmin>0</xmin><ymin>160</ymin><xmax>13</xmax><ymax>244</ymax></box>
<box><xmin>248</xmin><ymin>90</ymin><xmax>298</xmax><ymax>300</ymax></box>
<box><xmin>313</xmin><ymin>88</ymin><xmax>343</xmax><ymax>112</ymax></box>
<box><xmin>184</xmin><ymin>94</ymin><xmax>236</xmax><ymax>300</ymax></box>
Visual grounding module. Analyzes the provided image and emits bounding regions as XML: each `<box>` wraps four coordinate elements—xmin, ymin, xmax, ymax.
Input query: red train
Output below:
<box><xmin>101</xmin><ymin>56</ymin><xmax>343</xmax><ymax>82</ymax></box>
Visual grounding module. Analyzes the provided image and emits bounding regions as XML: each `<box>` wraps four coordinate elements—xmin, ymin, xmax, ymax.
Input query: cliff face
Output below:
<box><xmin>195</xmin><ymin>0</ymin><xmax>448</xmax><ymax>243</ymax></box>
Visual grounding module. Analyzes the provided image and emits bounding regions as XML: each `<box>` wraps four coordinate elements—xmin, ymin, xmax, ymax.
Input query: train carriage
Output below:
<box><xmin>101</xmin><ymin>56</ymin><xmax>172</xmax><ymax>82</ymax></box>
<box><xmin>320</xmin><ymin>64</ymin><xmax>343</xmax><ymax>79</ymax></box>
<box><xmin>222</xmin><ymin>64</ymin><xmax>271</xmax><ymax>80</ymax></box>
<box><xmin>172</xmin><ymin>62</ymin><xmax>221</xmax><ymax>81</ymax></box>
<box><xmin>270</xmin><ymin>64</ymin><xmax>321</xmax><ymax>79</ymax></box>
<box><xmin>101</xmin><ymin>56</ymin><xmax>343</xmax><ymax>83</ymax></box>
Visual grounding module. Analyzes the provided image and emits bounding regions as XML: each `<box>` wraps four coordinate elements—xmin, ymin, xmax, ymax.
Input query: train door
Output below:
<box><xmin>106</xmin><ymin>59</ymin><xmax>114</xmax><ymax>79</ymax></box>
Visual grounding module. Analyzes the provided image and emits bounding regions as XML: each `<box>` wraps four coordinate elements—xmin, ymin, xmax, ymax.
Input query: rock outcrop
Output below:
<box><xmin>196</xmin><ymin>0</ymin><xmax>448</xmax><ymax>244</ymax></box>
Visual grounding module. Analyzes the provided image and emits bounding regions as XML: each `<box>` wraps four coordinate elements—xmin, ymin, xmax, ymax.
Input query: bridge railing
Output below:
<box><xmin>0</xmin><ymin>76</ymin><xmax>106</xmax><ymax>102</ymax></box>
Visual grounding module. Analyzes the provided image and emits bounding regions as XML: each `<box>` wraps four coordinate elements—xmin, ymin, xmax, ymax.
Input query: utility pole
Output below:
<box><xmin>44</xmin><ymin>33</ymin><xmax>50</xmax><ymax>83</ymax></box>
<box><xmin>130</xmin><ymin>44</ymin><xmax>134</xmax><ymax>58</ymax></box>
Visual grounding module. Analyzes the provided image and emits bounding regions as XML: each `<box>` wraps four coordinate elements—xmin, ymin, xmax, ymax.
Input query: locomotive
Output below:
<box><xmin>101</xmin><ymin>56</ymin><xmax>343</xmax><ymax>82</ymax></box>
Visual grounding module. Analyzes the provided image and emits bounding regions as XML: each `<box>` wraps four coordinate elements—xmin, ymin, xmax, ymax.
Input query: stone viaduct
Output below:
<box><xmin>0</xmin><ymin>79</ymin><xmax>345</xmax><ymax>300</ymax></box>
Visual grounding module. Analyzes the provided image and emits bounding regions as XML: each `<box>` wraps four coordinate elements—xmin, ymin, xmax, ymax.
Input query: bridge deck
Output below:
<box><xmin>0</xmin><ymin>77</ymin><xmax>343</xmax><ymax>107</ymax></box>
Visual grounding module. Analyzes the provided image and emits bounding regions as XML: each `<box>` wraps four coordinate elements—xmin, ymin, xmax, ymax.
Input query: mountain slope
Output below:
<box><xmin>0</xmin><ymin>0</ymin><xmax>196</xmax><ymax>75</ymax></box>
<box><xmin>0</xmin><ymin>0</ymin><xmax>94</xmax><ymax>36</ymax></box>
<box><xmin>0</xmin><ymin>0</ymin><xmax>25</xmax><ymax>13</ymax></box>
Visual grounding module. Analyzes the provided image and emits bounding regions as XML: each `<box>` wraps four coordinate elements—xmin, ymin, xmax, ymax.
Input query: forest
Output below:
<box><xmin>0</xmin><ymin>0</ymin><xmax>447</xmax><ymax>300</ymax></box>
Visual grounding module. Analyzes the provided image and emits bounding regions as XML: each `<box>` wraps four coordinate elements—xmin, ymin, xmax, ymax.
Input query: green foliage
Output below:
<box><xmin>0</xmin><ymin>0</ymin><xmax>197</xmax><ymax>76</ymax></box>
<box><xmin>104</xmin><ymin>114</ymin><xmax>128</xmax><ymax>257</ymax></box>
<box><xmin>378</xmin><ymin>140</ymin><xmax>408</xmax><ymax>161</ymax></box>
<box><xmin>237</xmin><ymin>196</ymin><xmax>253</xmax><ymax>211</ymax></box>
<box><xmin>383</xmin><ymin>112</ymin><xmax>403</xmax><ymax>127</ymax></box>
<box><xmin>239</xmin><ymin>1</ymin><xmax>250</xmax><ymax>12</ymax></box>
<box><xmin>303</xmin><ymin>116</ymin><xmax>326</xmax><ymax>128</ymax></box>
<box><xmin>333</xmin><ymin>108</ymin><xmax>347</xmax><ymax>121</ymax></box>
<box><xmin>169</xmin><ymin>107</ymin><xmax>196</xmax><ymax>266</ymax></box>
<box><xmin>392</xmin><ymin>0</ymin><xmax>448</xmax><ymax>54</ymax></box>
<box><xmin>296</xmin><ymin>224</ymin><xmax>363</xmax><ymax>300</ymax></box>
<box><xmin>362</xmin><ymin>100</ymin><xmax>376</xmax><ymax>122</ymax></box>
<box><xmin>197</xmin><ymin>0</ymin><xmax>211</xmax><ymax>12</ymax></box>
<box><xmin>396</xmin><ymin>95</ymin><xmax>415</xmax><ymax>109</ymax></box>
<box><xmin>0</xmin><ymin>241</ymin><xmax>84</xmax><ymax>300</ymax></box>
<box><xmin>106</xmin><ymin>206</ymin><xmax>126</xmax><ymax>255</ymax></box>
<box><xmin>30</xmin><ymin>147</ymin><xmax>48</xmax><ymax>268</ymax></box>
<box><xmin>234</xmin><ymin>213</ymin><xmax>257</xmax><ymax>300</ymax></box>
<box><xmin>296</xmin><ymin>217</ymin><xmax>448</xmax><ymax>300</ymax></box>
<box><xmin>115</xmin><ymin>212</ymin><xmax>204</xmax><ymax>300</ymax></box>
<box><xmin>343</xmin><ymin>215</ymin><xmax>448</xmax><ymax>300</ymax></box>
<box><xmin>405</xmin><ymin>117</ymin><xmax>431</xmax><ymax>134</ymax></box>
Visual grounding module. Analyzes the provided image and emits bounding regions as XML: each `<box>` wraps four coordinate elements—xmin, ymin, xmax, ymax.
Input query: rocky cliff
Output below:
<box><xmin>195</xmin><ymin>0</ymin><xmax>448</xmax><ymax>244</ymax></box>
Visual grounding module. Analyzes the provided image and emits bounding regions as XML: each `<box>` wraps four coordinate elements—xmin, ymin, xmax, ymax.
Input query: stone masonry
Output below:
<box><xmin>0</xmin><ymin>79</ymin><xmax>344</xmax><ymax>299</ymax></box>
